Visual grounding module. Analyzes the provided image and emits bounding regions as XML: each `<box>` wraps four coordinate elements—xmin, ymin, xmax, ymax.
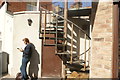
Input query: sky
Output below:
<box><xmin>52</xmin><ymin>0</ymin><xmax>92</xmax><ymax>8</ymax></box>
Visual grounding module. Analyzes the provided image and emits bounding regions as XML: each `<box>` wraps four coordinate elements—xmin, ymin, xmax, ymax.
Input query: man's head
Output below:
<box><xmin>22</xmin><ymin>38</ymin><xmax>30</xmax><ymax>45</ymax></box>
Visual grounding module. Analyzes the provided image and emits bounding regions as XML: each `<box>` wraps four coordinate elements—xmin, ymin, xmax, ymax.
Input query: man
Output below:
<box><xmin>18</xmin><ymin>38</ymin><xmax>33</xmax><ymax>80</ymax></box>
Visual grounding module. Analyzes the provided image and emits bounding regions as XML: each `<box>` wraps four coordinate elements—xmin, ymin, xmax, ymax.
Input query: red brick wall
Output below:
<box><xmin>7</xmin><ymin>2</ymin><xmax>52</xmax><ymax>13</ymax></box>
<box><xmin>0</xmin><ymin>0</ymin><xmax>4</xmax><ymax>6</ymax></box>
<box><xmin>7</xmin><ymin>2</ymin><xmax>27</xmax><ymax>13</ymax></box>
<box><xmin>0</xmin><ymin>1</ymin><xmax>3</xmax><ymax>5</ymax></box>
<box><xmin>0</xmin><ymin>1</ymin><xmax>52</xmax><ymax>12</ymax></box>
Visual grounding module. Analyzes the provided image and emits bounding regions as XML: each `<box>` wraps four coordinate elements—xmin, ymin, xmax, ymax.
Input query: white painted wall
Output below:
<box><xmin>0</xmin><ymin>3</ymin><xmax>7</xmax><ymax>76</ymax></box>
<box><xmin>3</xmin><ymin>13</ymin><xmax>13</xmax><ymax>75</ymax></box>
<box><xmin>0</xmin><ymin>3</ymin><xmax>13</xmax><ymax>74</ymax></box>
<box><xmin>0</xmin><ymin>32</ymin><xmax>1</xmax><ymax>51</ymax></box>
<box><xmin>10</xmin><ymin>11</ymin><xmax>42</xmax><ymax>77</ymax></box>
<box><xmin>0</xmin><ymin>8</ymin><xmax>42</xmax><ymax>77</ymax></box>
<box><xmin>0</xmin><ymin>3</ymin><xmax>7</xmax><ymax>51</ymax></box>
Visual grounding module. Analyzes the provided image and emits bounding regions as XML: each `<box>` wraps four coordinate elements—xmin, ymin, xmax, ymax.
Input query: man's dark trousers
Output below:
<box><xmin>20</xmin><ymin>57</ymin><xmax>29</xmax><ymax>80</ymax></box>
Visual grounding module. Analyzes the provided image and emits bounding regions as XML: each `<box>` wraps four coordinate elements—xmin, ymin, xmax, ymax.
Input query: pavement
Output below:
<box><xmin>0</xmin><ymin>74</ymin><xmax>15</xmax><ymax>80</ymax></box>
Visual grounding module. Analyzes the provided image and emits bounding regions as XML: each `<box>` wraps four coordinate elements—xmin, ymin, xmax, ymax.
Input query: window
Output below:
<box><xmin>26</xmin><ymin>2</ymin><xmax>37</xmax><ymax>11</ymax></box>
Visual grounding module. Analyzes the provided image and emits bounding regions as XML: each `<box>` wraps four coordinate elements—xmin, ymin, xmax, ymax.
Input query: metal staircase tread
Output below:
<box><xmin>42</xmin><ymin>29</ymin><xmax>63</xmax><ymax>31</ymax></box>
<box><xmin>46</xmin><ymin>21</ymin><xmax>64</xmax><ymax>24</ymax></box>
<box><xmin>53</xmin><ymin>20</ymin><xmax>64</xmax><ymax>22</ymax></box>
<box><xmin>40</xmin><ymin>31</ymin><xmax>64</xmax><ymax>34</ymax></box>
<box><xmin>66</xmin><ymin>59</ymin><xmax>85</xmax><ymax>63</ymax></box>
<box><xmin>65</xmin><ymin>68</ymin><xmax>70</xmax><ymax>71</ymax></box>
<box><xmin>43</xmin><ymin>44</ymin><xmax>64</xmax><ymax>46</ymax></box>
<box><xmin>44</xmin><ymin>44</ymin><xmax>56</xmax><ymax>46</ymax></box>
<box><xmin>39</xmin><ymin>37</ymin><xmax>65</xmax><ymax>40</ymax></box>
<box><xmin>66</xmin><ymin>74</ymin><xmax>71</xmax><ymax>76</ymax></box>
<box><xmin>46</xmin><ymin>26</ymin><xmax>64</xmax><ymax>28</ymax></box>
<box><xmin>67</xmin><ymin>60</ymin><xmax>85</xmax><ymax>64</ymax></box>
<box><xmin>56</xmin><ymin>52</ymin><xmax>77</xmax><ymax>55</ymax></box>
<box><xmin>52</xmin><ymin>16</ymin><xmax>64</xmax><ymax>20</ymax></box>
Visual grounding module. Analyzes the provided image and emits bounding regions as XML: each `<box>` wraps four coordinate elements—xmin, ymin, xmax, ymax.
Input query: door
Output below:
<box><xmin>41</xmin><ymin>34</ymin><xmax>62</xmax><ymax>78</ymax></box>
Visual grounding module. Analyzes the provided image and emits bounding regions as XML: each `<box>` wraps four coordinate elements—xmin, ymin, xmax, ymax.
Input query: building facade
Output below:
<box><xmin>0</xmin><ymin>0</ymin><xmax>120</xmax><ymax>79</ymax></box>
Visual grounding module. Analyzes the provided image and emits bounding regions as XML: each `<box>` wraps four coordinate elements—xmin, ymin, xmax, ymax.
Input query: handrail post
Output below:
<box><xmin>64</xmin><ymin>0</ymin><xmax>68</xmax><ymax>38</ymax></box>
<box><xmin>39</xmin><ymin>5</ymin><xmax>42</xmax><ymax>37</ymax></box>
<box><xmin>49</xmin><ymin>12</ymin><xmax>51</xmax><ymax>30</ymax></box>
<box><xmin>63</xmin><ymin>0</ymin><xmax>68</xmax><ymax>52</ymax></box>
<box><xmin>43</xmin><ymin>10</ymin><xmax>47</xmax><ymax>44</ymax></box>
<box><xmin>84</xmin><ymin>34</ymin><xmax>87</xmax><ymax>71</ymax></box>
<box><xmin>78</xmin><ymin>30</ymin><xmax>81</xmax><ymax>63</ymax></box>
<box><xmin>88</xmin><ymin>39</ymin><xmax>90</xmax><ymax>67</ymax></box>
<box><xmin>70</xmin><ymin>23</ymin><xmax>74</xmax><ymax>64</ymax></box>
<box><xmin>55</xmin><ymin>15</ymin><xmax>58</xmax><ymax>54</ymax></box>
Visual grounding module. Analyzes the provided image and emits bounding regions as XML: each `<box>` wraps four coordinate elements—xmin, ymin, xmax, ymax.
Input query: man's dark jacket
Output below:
<box><xmin>23</xmin><ymin>43</ymin><xmax>33</xmax><ymax>58</ymax></box>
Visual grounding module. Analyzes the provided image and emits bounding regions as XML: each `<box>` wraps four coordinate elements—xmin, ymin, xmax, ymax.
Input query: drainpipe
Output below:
<box><xmin>38</xmin><ymin>1</ymin><xmax>42</xmax><ymax>78</ymax></box>
<box><xmin>37</xmin><ymin>0</ymin><xmax>39</xmax><ymax>11</ymax></box>
<box><xmin>64</xmin><ymin>0</ymin><xmax>68</xmax><ymax>40</ymax></box>
<box><xmin>112</xmin><ymin>2</ymin><xmax>119</xmax><ymax>78</ymax></box>
<box><xmin>62</xmin><ymin>0</ymin><xmax>68</xmax><ymax>78</ymax></box>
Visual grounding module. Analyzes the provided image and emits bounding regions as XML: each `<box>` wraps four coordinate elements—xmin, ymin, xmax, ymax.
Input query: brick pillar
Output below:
<box><xmin>90</xmin><ymin>1</ymin><xmax>118</xmax><ymax>78</ymax></box>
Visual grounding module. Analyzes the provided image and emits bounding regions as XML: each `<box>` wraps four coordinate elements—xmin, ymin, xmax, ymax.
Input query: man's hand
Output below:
<box><xmin>18</xmin><ymin>48</ymin><xmax>24</xmax><ymax>52</ymax></box>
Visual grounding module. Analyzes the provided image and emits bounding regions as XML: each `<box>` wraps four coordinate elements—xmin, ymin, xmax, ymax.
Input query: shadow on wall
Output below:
<box><xmin>28</xmin><ymin>43</ymin><xmax>40</xmax><ymax>79</ymax></box>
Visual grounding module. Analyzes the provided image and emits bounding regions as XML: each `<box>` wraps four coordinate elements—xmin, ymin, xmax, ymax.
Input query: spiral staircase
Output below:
<box><xmin>39</xmin><ymin>6</ymin><xmax>91</xmax><ymax>78</ymax></box>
